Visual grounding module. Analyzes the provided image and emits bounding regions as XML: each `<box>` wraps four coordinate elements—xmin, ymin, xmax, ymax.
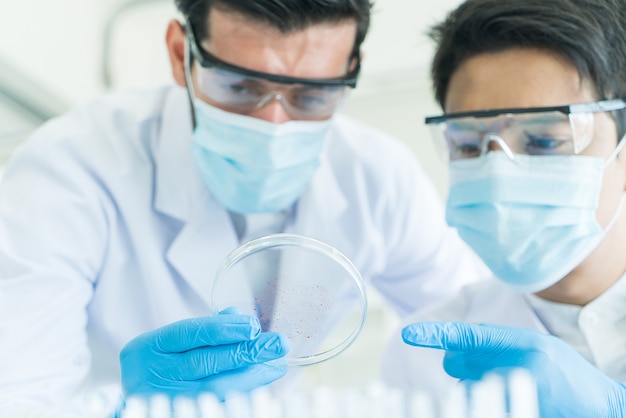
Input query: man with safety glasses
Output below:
<box><xmin>0</xmin><ymin>0</ymin><xmax>490</xmax><ymax>416</ymax></box>
<box><xmin>383</xmin><ymin>0</ymin><xmax>626</xmax><ymax>416</ymax></box>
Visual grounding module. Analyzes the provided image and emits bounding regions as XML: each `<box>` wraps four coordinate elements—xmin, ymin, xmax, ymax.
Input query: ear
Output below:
<box><xmin>165</xmin><ymin>19</ymin><xmax>187</xmax><ymax>87</ymax></box>
<box><xmin>349</xmin><ymin>51</ymin><xmax>364</xmax><ymax>73</ymax></box>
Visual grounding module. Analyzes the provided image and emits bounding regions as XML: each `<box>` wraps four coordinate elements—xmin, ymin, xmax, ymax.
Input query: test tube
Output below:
<box><xmin>121</xmin><ymin>397</ymin><xmax>149</xmax><ymax>418</ymax></box>
<box><xmin>148</xmin><ymin>394</ymin><xmax>171</xmax><ymax>418</ymax></box>
<box><xmin>469</xmin><ymin>374</ymin><xmax>506</xmax><ymax>418</ymax></box>
<box><xmin>440</xmin><ymin>384</ymin><xmax>468</xmax><ymax>418</ymax></box>
<box><xmin>198</xmin><ymin>393</ymin><xmax>224</xmax><ymax>418</ymax></box>
<box><xmin>225</xmin><ymin>391</ymin><xmax>253</xmax><ymax>418</ymax></box>
<box><xmin>408</xmin><ymin>391</ymin><xmax>436</xmax><ymax>418</ymax></box>
<box><xmin>508</xmin><ymin>369</ymin><xmax>540</xmax><ymax>418</ymax></box>
<box><xmin>172</xmin><ymin>397</ymin><xmax>197</xmax><ymax>418</ymax></box>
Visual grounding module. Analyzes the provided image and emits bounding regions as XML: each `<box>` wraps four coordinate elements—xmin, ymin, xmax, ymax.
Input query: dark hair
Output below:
<box><xmin>175</xmin><ymin>0</ymin><xmax>373</xmax><ymax>57</ymax></box>
<box><xmin>429</xmin><ymin>0</ymin><xmax>626</xmax><ymax>139</ymax></box>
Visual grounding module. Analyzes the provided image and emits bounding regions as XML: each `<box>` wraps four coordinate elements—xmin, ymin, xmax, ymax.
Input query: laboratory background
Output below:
<box><xmin>0</xmin><ymin>0</ymin><xmax>464</xmax><ymax>389</ymax></box>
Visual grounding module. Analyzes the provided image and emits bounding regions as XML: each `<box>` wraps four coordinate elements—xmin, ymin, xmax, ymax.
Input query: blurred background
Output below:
<box><xmin>0</xmin><ymin>0</ymin><xmax>464</xmax><ymax>388</ymax></box>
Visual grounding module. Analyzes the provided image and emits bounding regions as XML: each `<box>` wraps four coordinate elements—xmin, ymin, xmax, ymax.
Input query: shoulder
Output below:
<box><xmin>27</xmin><ymin>86</ymin><xmax>174</xmax><ymax>150</ymax></box>
<box><xmin>14</xmin><ymin>86</ymin><xmax>180</xmax><ymax>171</ymax></box>
<box><xmin>3</xmin><ymin>86</ymin><xmax>185</xmax><ymax>203</ymax></box>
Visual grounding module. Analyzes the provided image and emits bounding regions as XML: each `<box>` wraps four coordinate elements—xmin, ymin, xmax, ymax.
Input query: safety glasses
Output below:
<box><xmin>425</xmin><ymin>99</ymin><xmax>626</xmax><ymax>161</ymax></box>
<box><xmin>185</xmin><ymin>21</ymin><xmax>361</xmax><ymax>120</ymax></box>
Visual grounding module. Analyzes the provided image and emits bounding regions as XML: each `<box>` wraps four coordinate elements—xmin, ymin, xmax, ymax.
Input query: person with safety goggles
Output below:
<box><xmin>179</xmin><ymin>13</ymin><xmax>360</xmax><ymax>214</ymax></box>
<box><xmin>382</xmin><ymin>0</ymin><xmax>626</xmax><ymax>416</ymax></box>
<box><xmin>0</xmin><ymin>1</ymin><xmax>492</xmax><ymax>416</ymax></box>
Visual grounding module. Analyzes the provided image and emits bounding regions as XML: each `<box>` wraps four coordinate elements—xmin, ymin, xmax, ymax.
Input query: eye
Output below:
<box><xmin>290</xmin><ymin>87</ymin><xmax>341</xmax><ymax>110</ymax></box>
<box><xmin>524</xmin><ymin>132</ymin><xmax>572</xmax><ymax>155</ymax></box>
<box><xmin>203</xmin><ymin>68</ymin><xmax>261</xmax><ymax>98</ymax></box>
<box><xmin>294</xmin><ymin>94</ymin><xmax>327</xmax><ymax>109</ymax></box>
<box><xmin>221</xmin><ymin>82</ymin><xmax>261</xmax><ymax>97</ymax></box>
<box><xmin>445</xmin><ymin>126</ymin><xmax>483</xmax><ymax>159</ymax></box>
<box><xmin>451</xmin><ymin>142</ymin><xmax>482</xmax><ymax>159</ymax></box>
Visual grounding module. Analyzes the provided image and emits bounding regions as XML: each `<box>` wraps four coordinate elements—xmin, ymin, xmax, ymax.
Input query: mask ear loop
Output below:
<box><xmin>182</xmin><ymin>27</ymin><xmax>197</xmax><ymax>130</ymax></box>
<box><xmin>602</xmin><ymin>192</ymin><xmax>625</xmax><ymax>233</ymax></box>
<box><xmin>603</xmin><ymin>133</ymin><xmax>626</xmax><ymax>168</ymax></box>
<box><xmin>601</xmin><ymin>134</ymin><xmax>626</xmax><ymax>232</ymax></box>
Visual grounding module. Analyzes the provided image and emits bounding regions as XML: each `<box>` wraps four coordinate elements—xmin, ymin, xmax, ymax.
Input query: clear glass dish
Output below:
<box><xmin>212</xmin><ymin>233</ymin><xmax>368</xmax><ymax>367</ymax></box>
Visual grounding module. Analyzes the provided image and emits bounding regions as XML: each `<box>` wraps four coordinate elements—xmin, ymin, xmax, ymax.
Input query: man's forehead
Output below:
<box><xmin>444</xmin><ymin>48</ymin><xmax>597</xmax><ymax>114</ymax></box>
<box><xmin>204</xmin><ymin>6</ymin><xmax>357</xmax><ymax>40</ymax></box>
<box><xmin>188</xmin><ymin>9</ymin><xmax>356</xmax><ymax>81</ymax></box>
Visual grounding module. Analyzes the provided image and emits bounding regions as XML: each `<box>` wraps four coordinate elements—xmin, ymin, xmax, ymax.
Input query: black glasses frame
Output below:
<box><xmin>425</xmin><ymin>98</ymin><xmax>626</xmax><ymax>124</ymax></box>
<box><xmin>184</xmin><ymin>20</ymin><xmax>361</xmax><ymax>88</ymax></box>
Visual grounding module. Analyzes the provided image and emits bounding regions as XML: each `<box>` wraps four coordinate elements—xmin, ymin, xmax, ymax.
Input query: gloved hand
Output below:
<box><xmin>120</xmin><ymin>308</ymin><xmax>290</xmax><ymax>400</ymax></box>
<box><xmin>402</xmin><ymin>321</ymin><xmax>626</xmax><ymax>418</ymax></box>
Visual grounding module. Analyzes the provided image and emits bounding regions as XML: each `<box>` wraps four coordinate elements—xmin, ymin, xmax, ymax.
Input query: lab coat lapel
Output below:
<box><xmin>153</xmin><ymin>87</ymin><xmax>239</xmax><ymax>307</ymax></box>
<box><xmin>165</xmin><ymin>202</ymin><xmax>239</xmax><ymax>308</ymax></box>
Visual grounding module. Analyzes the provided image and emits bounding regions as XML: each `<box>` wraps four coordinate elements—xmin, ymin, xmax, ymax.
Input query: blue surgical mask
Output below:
<box><xmin>446</xmin><ymin>147</ymin><xmax>624</xmax><ymax>293</ymax></box>
<box><xmin>191</xmin><ymin>100</ymin><xmax>332</xmax><ymax>214</ymax></box>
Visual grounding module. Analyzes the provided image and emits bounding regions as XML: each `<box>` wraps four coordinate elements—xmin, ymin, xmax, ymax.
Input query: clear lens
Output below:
<box><xmin>196</xmin><ymin>65</ymin><xmax>347</xmax><ymax>120</ymax></box>
<box><xmin>429</xmin><ymin>111</ymin><xmax>595</xmax><ymax>161</ymax></box>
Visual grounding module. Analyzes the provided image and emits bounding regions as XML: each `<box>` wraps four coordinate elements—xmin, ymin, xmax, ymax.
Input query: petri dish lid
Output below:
<box><xmin>211</xmin><ymin>233</ymin><xmax>368</xmax><ymax>367</ymax></box>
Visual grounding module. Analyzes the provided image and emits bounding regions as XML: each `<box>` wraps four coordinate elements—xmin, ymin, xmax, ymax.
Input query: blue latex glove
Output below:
<box><xmin>120</xmin><ymin>309</ymin><xmax>290</xmax><ymax>400</ymax></box>
<box><xmin>402</xmin><ymin>321</ymin><xmax>626</xmax><ymax>418</ymax></box>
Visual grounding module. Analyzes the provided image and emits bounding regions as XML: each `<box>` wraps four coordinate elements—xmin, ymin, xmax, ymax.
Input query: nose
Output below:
<box><xmin>487</xmin><ymin>140</ymin><xmax>504</xmax><ymax>152</ymax></box>
<box><xmin>483</xmin><ymin>133</ymin><xmax>516</xmax><ymax>160</ymax></box>
<box><xmin>248</xmin><ymin>94</ymin><xmax>292</xmax><ymax>124</ymax></box>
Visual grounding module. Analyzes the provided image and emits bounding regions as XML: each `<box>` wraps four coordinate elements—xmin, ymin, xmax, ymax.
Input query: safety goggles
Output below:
<box><xmin>425</xmin><ymin>99</ymin><xmax>626</xmax><ymax>161</ymax></box>
<box><xmin>185</xmin><ymin>21</ymin><xmax>361</xmax><ymax>120</ymax></box>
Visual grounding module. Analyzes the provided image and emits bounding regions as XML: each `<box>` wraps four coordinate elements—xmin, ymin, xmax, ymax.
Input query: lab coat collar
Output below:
<box><xmin>524</xmin><ymin>270</ymin><xmax>626</xmax><ymax>335</ymax></box>
<box><xmin>153</xmin><ymin>87</ymin><xmax>204</xmax><ymax>221</ymax></box>
<box><xmin>154</xmin><ymin>87</ymin><xmax>239</xmax><ymax>307</ymax></box>
<box><xmin>152</xmin><ymin>87</ymin><xmax>349</xmax><ymax>307</ymax></box>
<box><xmin>583</xmin><ymin>269</ymin><xmax>626</xmax><ymax>321</ymax></box>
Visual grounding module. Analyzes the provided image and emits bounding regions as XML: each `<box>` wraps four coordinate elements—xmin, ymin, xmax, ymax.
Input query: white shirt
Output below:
<box><xmin>0</xmin><ymin>85</ymin><xmax>488</xmax><ymax>416</ymax></box>
<box><xmin>382</xmin><ymin>274</ymin><xmax>626</xmax><ymax>393</ymax></box>
<box><xmin>525</xmin><ymin>275</ymin><xmax>626</xmax><ymax>381</ymax></box>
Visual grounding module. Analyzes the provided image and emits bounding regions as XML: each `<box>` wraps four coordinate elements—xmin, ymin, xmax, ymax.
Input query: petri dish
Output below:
<box><xmin>211</xmin><ymin>233</ymin><xmax>368</xmax><ymax>367</ymax></box>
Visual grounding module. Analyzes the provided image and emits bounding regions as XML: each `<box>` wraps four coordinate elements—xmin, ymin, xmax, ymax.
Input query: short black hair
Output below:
<box><xmin>429</xmin><ymin>0</ymin><xmax>626</xmax><ymax>139</ymax></box>
<box><xmin>175</xmin><ymin>0</ymin><xmax>373</xmax><ymax>57</ymax></box>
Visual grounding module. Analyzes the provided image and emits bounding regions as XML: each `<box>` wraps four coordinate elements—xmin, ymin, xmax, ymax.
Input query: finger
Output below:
<box><xmin>164</xmin><ymin>332</ymin><xmax>291</xmax><ymax>380</ymax></box>
<box><xmin>402</xmin><ymin>321</ymin><xmax>470</xmax><ymax>351</ymax></box>
<box><xmin>402</xmin><ymin>321</ymin><xmax>520</xmax><ymax>352</ymax></box>
<box><xmin>155</xmin><ymin>315</ymin><xmax>262</xmax><ymax>352</ymax></box>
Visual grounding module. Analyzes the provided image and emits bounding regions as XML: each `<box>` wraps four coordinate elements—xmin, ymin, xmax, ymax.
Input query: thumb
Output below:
<box><xmin>219</xmin><ymin>306</ymin><xmax>243</xmax><ymax>315</ymax></box>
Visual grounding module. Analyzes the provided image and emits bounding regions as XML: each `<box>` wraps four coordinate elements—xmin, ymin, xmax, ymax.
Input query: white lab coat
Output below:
<box><xmin>0</xmin><ymin>86</ymin><xmax>487</xmax><ymax>416</ymax></box>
